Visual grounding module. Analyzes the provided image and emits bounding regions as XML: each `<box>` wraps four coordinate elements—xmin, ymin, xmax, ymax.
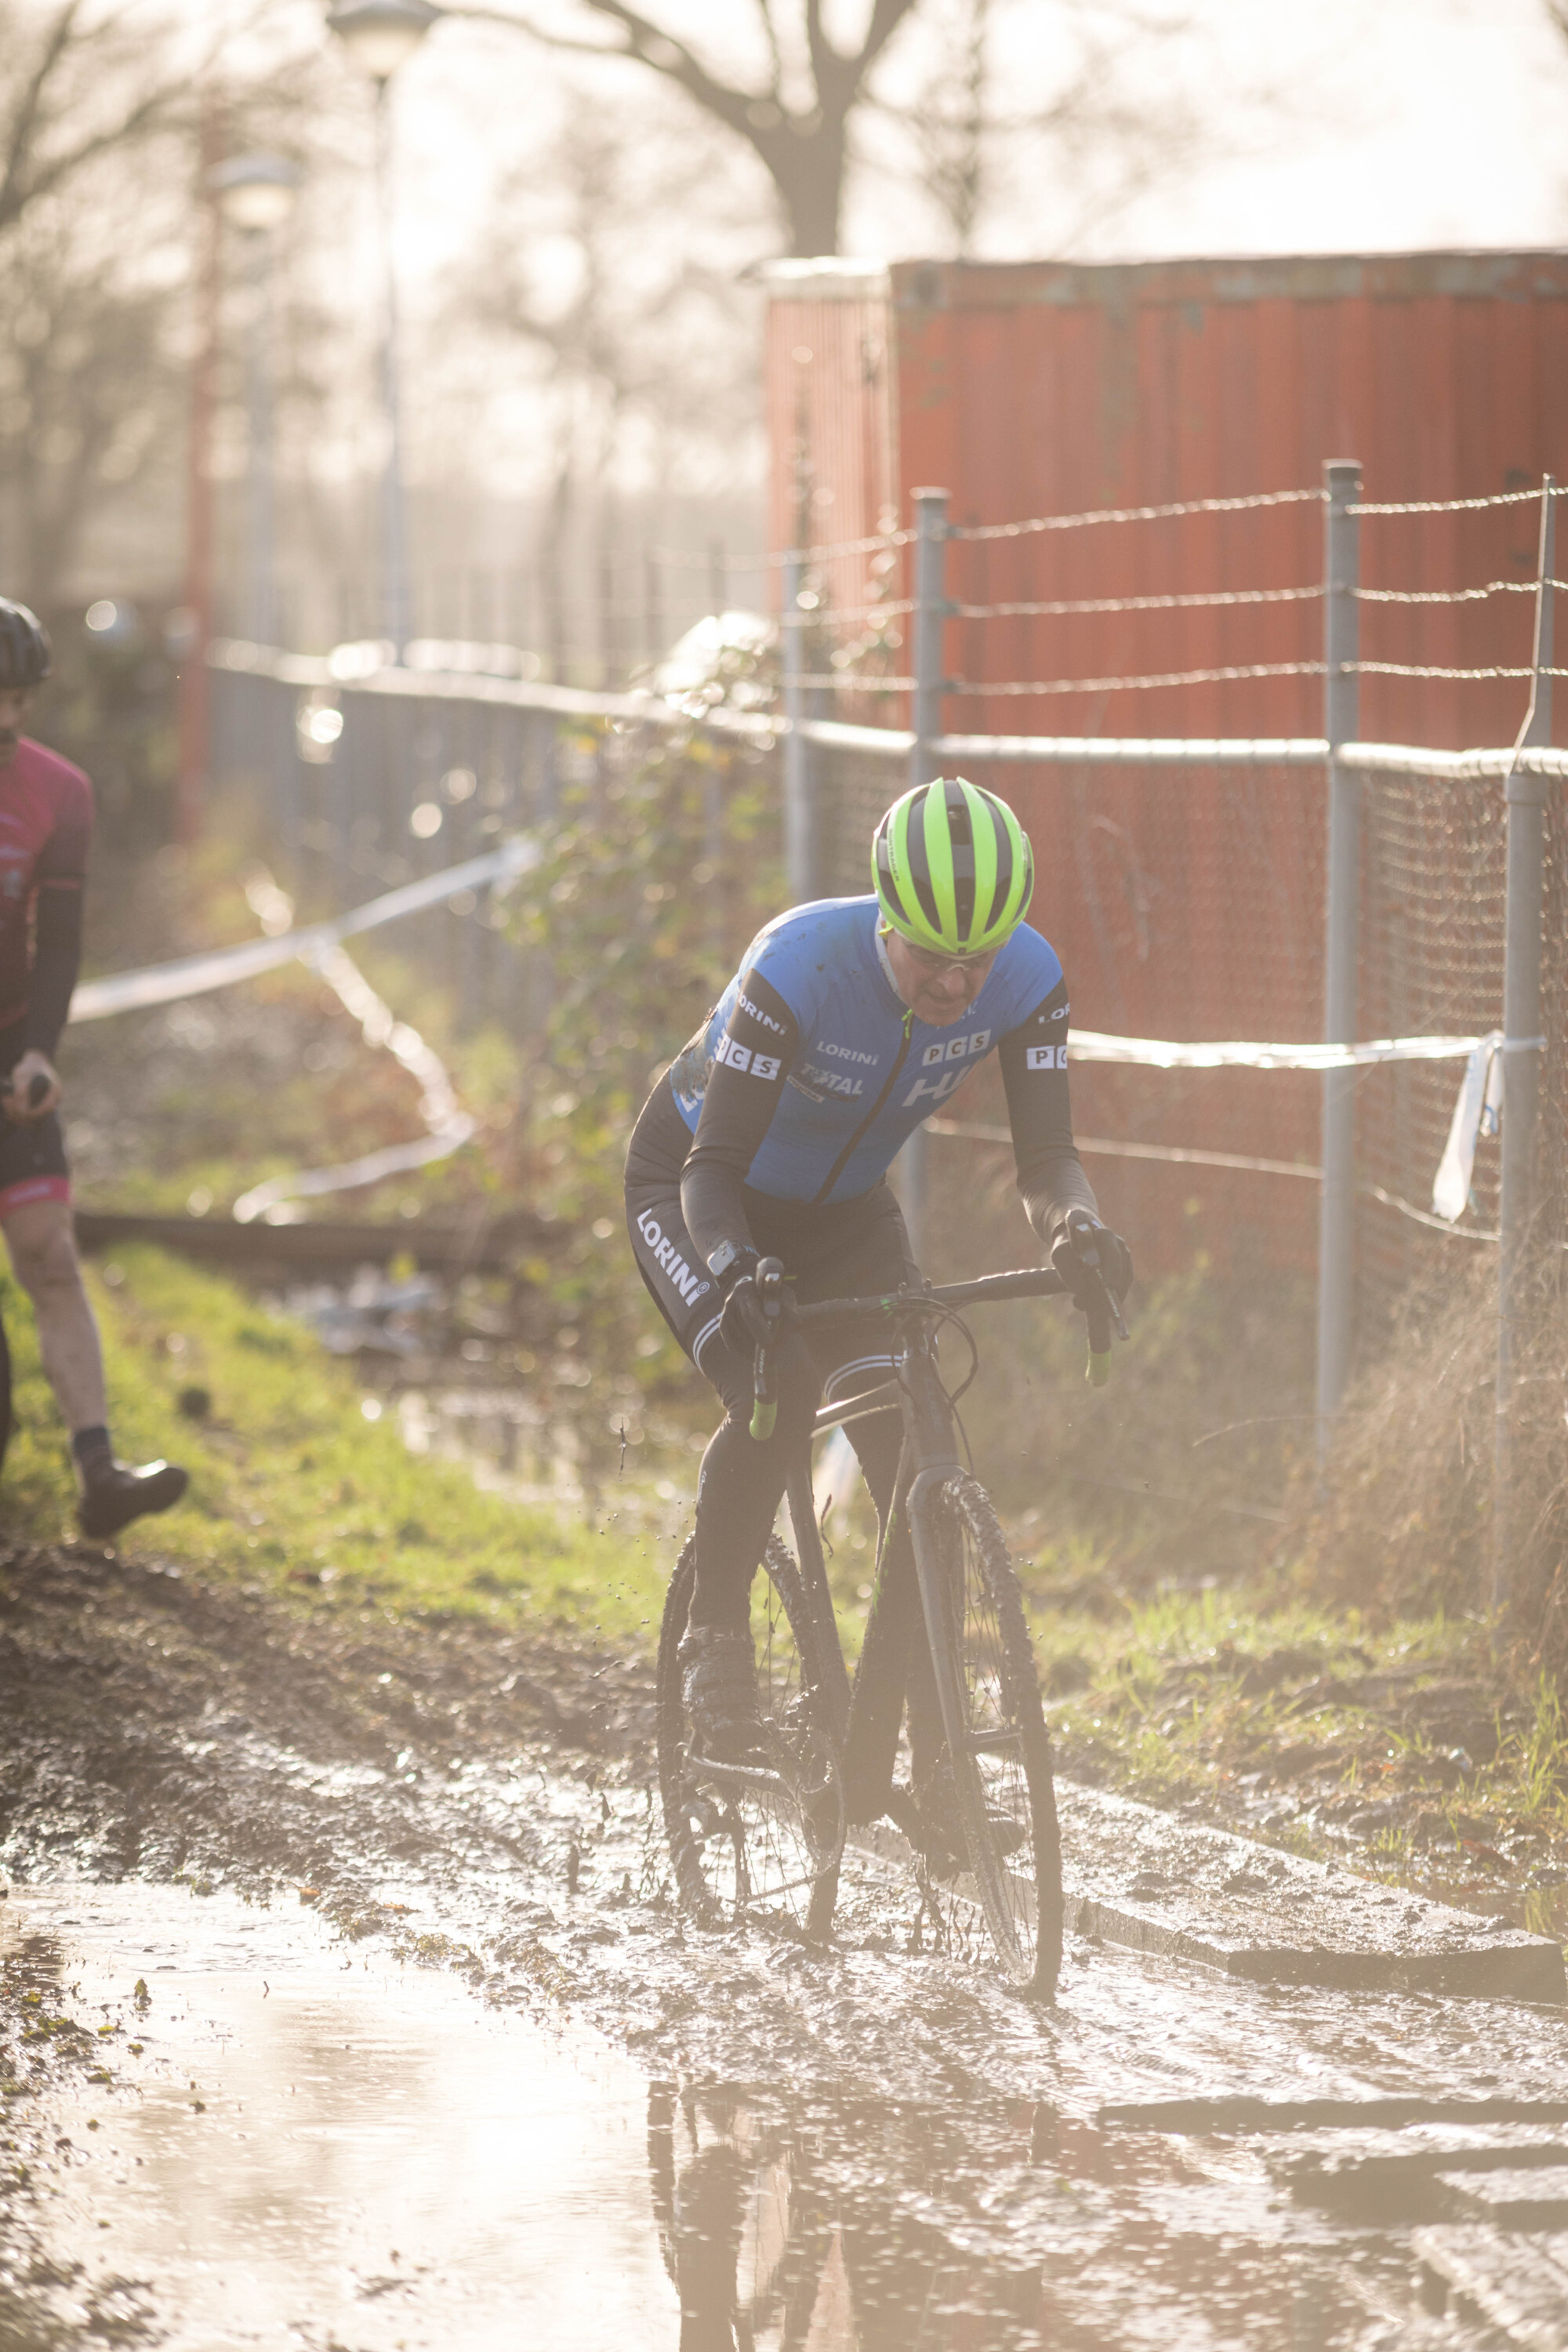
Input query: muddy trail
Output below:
<box><xmin>5</xmin><ymin>1538</ymin><xmax>1568</xmax><ymax>2350</ymax></box>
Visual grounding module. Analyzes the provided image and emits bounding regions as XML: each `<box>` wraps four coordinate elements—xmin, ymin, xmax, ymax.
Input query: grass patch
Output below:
<box><xmin>0</xmin><ymin>1245</ymin><xmax>667</xmax><ymax>1650</ymax></box>
<box><xmin>1022</xmin><ymin>1572</ymin><xmax>1568</xmax><ymax>1910</ymax></box>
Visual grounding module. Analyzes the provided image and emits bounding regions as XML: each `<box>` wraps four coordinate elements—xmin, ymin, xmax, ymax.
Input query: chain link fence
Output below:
<box><xmin>210</xmin><ymin>656</ymin><xmax>569</xmax><ymax>1037</ymax></box>
<box><xmin>1357</xmin><ymin>770</ymin><xmax>1568</xmax><ymax>1311</ymax></box>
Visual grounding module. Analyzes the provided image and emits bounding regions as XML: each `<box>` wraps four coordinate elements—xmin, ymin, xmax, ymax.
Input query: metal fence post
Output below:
<box><xmin>1494</xmin><ymin>475</ymin><xmax>1555</xmax><ymax>1616</ymax></box>
<box><xmin>902</xmin><ymin>487</ymin><xmax>952</xmax><ymax>1266</ymax></box>
<box><xmin>782</xmin><ymin>547</ymin><xmax>816</xmax><ymax>902</ymax></box>
<box><xmin>910</xmin><ymin>486</ymin><xmax>950</xmax><ymax>782</ymax></box>
<box><xmin>1315</xmin><ymin>459</ymin><xmax>1362</xmax><ymax>1458</ymax></box>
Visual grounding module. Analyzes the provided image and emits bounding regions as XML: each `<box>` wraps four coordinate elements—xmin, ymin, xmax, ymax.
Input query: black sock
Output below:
<box><xmin>71</xmin><ymin>1425</ymin><xmax>112</xmax><ymax>1483</ymax></box>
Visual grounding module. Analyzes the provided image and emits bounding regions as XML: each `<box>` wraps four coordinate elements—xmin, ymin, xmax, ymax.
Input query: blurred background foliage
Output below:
<box><xmin>511</xmin><ymin>720</ymin><xmax>782</xmax><ymax>1372</ymax></box>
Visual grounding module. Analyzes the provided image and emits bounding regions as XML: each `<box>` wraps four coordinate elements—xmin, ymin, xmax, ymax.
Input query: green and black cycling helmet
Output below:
<box><xmin>872</xmin><ymin>775</ymin><xmax>1033</xmax><ymax>956</ymax></box>
<box><xmin>0</xmin><ymin>600</ymin><xmax>51</xmax><ymax>691</ymax></box>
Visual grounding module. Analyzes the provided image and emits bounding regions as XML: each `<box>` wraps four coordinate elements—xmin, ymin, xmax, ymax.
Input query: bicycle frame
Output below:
<box><xmin>771</xmin><ymin>1267</ymin><xmax>1071</xmax><ymax>1751</ymax></box>
<box><xmin>659</xmin><ymin>1257</ymin><xmax>1112</xmax><ymax>1973</ymax></box>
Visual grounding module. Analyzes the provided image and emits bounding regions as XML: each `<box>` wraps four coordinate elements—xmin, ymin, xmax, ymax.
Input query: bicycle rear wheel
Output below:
<box><xmin>657</xmin><ymin>1532</ymin><xmax>845</xmax><ymax>1936</ymax></box>
<box><xmin>912</xmin><ymin>1470</ymin><xmax>1063</xmax><ymax>1995</ymax></box>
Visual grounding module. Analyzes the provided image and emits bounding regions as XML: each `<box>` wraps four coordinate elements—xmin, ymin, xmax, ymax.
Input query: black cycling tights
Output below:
<box><xmin>692</xmin><ymin>1327</ymin><xmax>943</xmax><ymax>1820</ymax></box>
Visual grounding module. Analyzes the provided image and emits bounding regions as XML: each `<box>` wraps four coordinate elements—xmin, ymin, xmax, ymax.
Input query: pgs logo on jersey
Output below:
<box><xmin>920</xmin><ymin>1029</ymin><xmax>990</xmax><ymax>1068</ymax></box>
<box><xmin>716</xmin><ymin>1034</ymin><xmax>782</xmax><ymax>1080</ymax></box>
<box><xmin>1025</xmin><ymin>1044</ymin><xmax>1069</xmax><ymax>1071</ymax></box>
<box><xmin>902</xmin><ymin>1025</ymin><xmax>993</xmax><ymax>1108</ymax></box>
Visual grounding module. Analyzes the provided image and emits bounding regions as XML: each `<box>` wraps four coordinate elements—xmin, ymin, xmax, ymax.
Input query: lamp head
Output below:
<box><xmin>326</xmin><ymin>0</ymin><xmax>441</xmax><ymax>80</ymax></box>
<box><xmin>210</xmin><ymin>151</ymin><xmax>303</xmax><ymax>233</ymax></box>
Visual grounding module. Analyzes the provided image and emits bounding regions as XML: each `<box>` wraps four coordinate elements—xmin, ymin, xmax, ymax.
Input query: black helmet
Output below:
<box><xmin>0</xmin><ymin>600</ymin><xmax>51</xmax><ymax>690</ymax></box>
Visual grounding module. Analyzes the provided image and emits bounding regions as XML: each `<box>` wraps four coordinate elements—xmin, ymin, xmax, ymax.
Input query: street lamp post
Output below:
<box><xmin>326</xmin><ymin>2</ymin><xmax>441</xmax><ymax>659</ymax></box>
<box><xmin>211</xmin><ymin>154</ymin><xmax>302</xmax><ymax>646</ymax></box>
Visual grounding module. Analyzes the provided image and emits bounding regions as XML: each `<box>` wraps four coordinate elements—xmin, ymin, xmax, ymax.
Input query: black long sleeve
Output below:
<box><xmin>24</xmin><ymin>881</ymin><xmax>84</xmax><ymax>1061</ymax></box>
<box><xmin>996</xmin><ymin>975</ymin><xmax>1099</xmax><ymax>1247</ymax></box>
<box><xmin>678</xmin><ymin>970</ymin><xmax>800</xmax><ymax>1269</ymax></box>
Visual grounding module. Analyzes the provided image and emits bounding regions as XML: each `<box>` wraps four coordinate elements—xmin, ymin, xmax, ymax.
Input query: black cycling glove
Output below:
<box><xmin>720</xmin><ymin>1273</ymin><xmax>779</xmax><ymax>1354</ymax></box>
<box><xmin>706</xmin><ymin>1243</ymin><xmax>780</xmax><ymax>1354</ymax></box>
<box><xmin>1051</xmin><ymin>1212</ymin><xmax>1133</xmax><ymax>1305</ymax></box>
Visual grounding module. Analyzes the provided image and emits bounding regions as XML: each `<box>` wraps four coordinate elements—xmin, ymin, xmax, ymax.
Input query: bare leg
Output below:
<box><xmin>2</xmin><ymin>1197</ymin><xmax>106</xmax><ymax>1433</ymax></box>
<box><xmin>2</xmin><ymin>1196</ymin><xmax>186</xmax><ymax>1536</ymax></box>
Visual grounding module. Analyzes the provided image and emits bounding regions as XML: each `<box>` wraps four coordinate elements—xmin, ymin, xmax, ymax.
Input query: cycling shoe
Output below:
<box><xmin>677</xmin><ymin>1624</ymin><xmax>771</xmax><ymax>1766</ymax></box>
<box><xmin>78</xmin><ymin>1458</ymin><xmax>189</xmax><ymax>1541</ymax></box>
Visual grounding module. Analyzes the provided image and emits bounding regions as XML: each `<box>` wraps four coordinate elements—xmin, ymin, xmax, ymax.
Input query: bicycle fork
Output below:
<box><xmin>898</xmin><ymin>1330</ymin><xmax>973</xmax><ymax>1792</ymax></box>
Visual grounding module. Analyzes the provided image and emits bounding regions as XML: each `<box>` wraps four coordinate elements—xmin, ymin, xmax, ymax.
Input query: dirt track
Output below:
<box><xmin>7</xmin><ymin>1537</ymin><xmax>1568</xmax><ymax>2349</ymax></box>
<box><xmin>0</xmin><ymin>1538</ymin><xmax>649</xmax><ymax>1903</ymax></box>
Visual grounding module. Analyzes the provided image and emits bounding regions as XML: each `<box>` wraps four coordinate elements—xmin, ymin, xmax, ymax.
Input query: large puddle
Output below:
<box><xmin>3</xmin><ymin>1886</ymin><xmax>676</xmax><ymax>2349</ymax></box>
<box><xmin>2</xmin><ymin>1880</ymin><xmax>1507</xmax><ymax>2350</ymax></box>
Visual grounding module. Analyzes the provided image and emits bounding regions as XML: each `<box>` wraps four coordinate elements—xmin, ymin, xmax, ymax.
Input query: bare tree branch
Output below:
<box><xmin>448</xmin><ymin>0</ymin><xmax>923</xmax><ymax>252</ymax></box>
<box><xmin>0</xmin><ymin>0</ymin><xmax>206</xmax><ymax>238</ymax></box>
<box><xmin>0</xmin><ymin>0</ymin><xmax>84</xmax><ymax>232</ymax></box>
<box><xmin>751</xmin><ymin>0</ymin><xmax>784</xmax><ymax>100</ymax></box>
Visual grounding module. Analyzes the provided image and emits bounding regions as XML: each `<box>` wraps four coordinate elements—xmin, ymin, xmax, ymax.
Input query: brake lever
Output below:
<box><xmin>748</xmin><ymin>1255</ymin><xmax>787</xmax><ymax>1439</ymax></box>
<box><xmin>1064</xmin><ymin>1213</ymin><xmax>1128</xmax><ymax>1386</ymax></box>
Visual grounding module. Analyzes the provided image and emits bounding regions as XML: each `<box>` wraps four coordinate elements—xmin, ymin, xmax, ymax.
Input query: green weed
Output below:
<box><xmin>0</xmin><ymin>1245</ymin><xmax>668</xmax><ymax>1648</ymax></box>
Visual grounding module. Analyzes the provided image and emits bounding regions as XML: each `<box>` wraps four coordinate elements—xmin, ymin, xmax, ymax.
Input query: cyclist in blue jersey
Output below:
<box><xmin>625</xmin><ymin>778</ymin><xmax>1132</xmax><ymax>1840</ymax></box>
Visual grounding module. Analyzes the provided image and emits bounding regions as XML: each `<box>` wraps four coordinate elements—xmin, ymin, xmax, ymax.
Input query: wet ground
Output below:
<box><xmin>4</xmin><ymin>1537</ymin><xmax>1568</xmax><ymax>2348</ymax></box>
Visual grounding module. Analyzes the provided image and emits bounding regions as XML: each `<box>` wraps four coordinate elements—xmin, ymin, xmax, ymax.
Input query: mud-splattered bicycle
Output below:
<box><xmin>655</xmin><ymin>1222</ymin><xmax>1126</xmax><ymax>1998</ymax></box>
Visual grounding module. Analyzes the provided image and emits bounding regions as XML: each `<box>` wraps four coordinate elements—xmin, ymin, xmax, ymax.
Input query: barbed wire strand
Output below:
<box><xmin>797</xmin><ymin>583</ymin><xmax>1324</xmax><ymax>625</ymax></box>
<box><xmin>928</xmin><ymin>1118</ymin><xmax>1508</xmax><ymax>1240</ymax></box>
<box><xmin>782</xmin><ymin>660</ymin><xmax>1330</xmax><ymax>695</ymax></box>
<box><xmin>768</xmin><ymin>529</ymin><xmax>914</xmax><ymax>567</ymax></box>
<box><xmin>952</xmin><ymin>584</ymin><xmax>1322</xmax><ymax>620</ymax></box>
<box><xmin>797</xmin><ymin>578</ymin><xmax>1549</xmax><ymax>626</ymax></box>
<box><xmin>1348</xmin><ymin>487</ymin><xmax>1555</xmax><ymax>516</ymax></box>
<box><xmin>927</xmin><ymin>1116</ymin><xmax>1320</xmax><ymax>1178</ymax></box>
<box><xmin>781</xmin><ymin>675</ymin><xmax>916</xmax><ymax>691</ymax></box>
<box><xmin>1348</xmin><ymin>661</ymin><xmax>1568</xmax><ymax>681</ymax></box>
<box><xmin>1355</xmin><ymin>579</ymin><xmax>1568</xmax><ymax>604</ymax></box>
<box><xmin>954</xmin><ymin>662</ymin><xmax>1327</xmax><ymax>695</ymax></box>
<box><xmin>950</xmin><ymin>486</ymin><xmax>1325</xmax><ymax>542</ymax></box>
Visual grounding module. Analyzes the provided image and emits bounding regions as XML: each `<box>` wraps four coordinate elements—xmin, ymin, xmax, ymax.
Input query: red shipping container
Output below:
<box><xmin>765</xmin><ymin>253</ymin><xmax>1568</xmax><ymax>1276</ymax></box>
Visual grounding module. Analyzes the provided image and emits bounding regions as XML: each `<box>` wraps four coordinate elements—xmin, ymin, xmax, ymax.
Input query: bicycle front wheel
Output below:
<box><xmin>912</xmin><ymin>1471</ymin><xmax>1064</xmax><ymax>1995</ymax></box>
<box><xmin>657</xmin><ymin>1532</ymin><xmax>845</xmax><ymax>1936</ymax></box>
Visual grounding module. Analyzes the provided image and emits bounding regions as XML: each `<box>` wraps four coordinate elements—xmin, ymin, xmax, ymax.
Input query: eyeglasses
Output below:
<box><xmin>895</xmin><ymin>938</ymin><xmax>1000</xmax><ymax>978</ymax></box>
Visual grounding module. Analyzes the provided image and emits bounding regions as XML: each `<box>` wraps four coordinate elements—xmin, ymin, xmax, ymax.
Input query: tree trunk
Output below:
<box><xmin>771</xmin><ymin>125</ymin><xmax>848</xmax><ymax>259</ymax></box>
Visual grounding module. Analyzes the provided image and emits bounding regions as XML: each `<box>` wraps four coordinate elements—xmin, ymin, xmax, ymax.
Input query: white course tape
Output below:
<box><xmin>1067</xmin><ymin>1029</ymin><xmax>1486</xmax><ymax>1070</ymax></box>
<box><xmin>1432</xmin><ymin>1033</ymin><xmax>1505</xmax><ymax>1224</ymax></box>
<box><xmin>68</xmin><ymin>835</ymin><xmax>539</xmax><ymax>1024</ymax></box>
<box><xmin>230</xmin><ymin>937</ymin><xmax>475</xmax><ymax>1225</ymax></box>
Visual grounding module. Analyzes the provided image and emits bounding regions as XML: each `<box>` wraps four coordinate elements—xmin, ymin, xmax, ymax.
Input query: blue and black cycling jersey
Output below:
<box><xmin>641</xmin><ymin>895</ymin><xmax>1097</xmax><ymax>1273</ymax></box>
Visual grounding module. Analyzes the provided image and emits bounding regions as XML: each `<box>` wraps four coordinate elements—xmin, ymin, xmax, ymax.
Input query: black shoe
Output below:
<box><xmin>678</xmin><ymin>1624</ymin><xmax>770</xmax><ymax>1766</ymax></box>
<box><xmin>78</xmin><ymin>1458</ymin><xmax>189</xmax><ymax>1541</ymax></box>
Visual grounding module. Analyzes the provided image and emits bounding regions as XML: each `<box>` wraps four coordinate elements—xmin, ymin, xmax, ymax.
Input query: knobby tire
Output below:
<box><xmin>915</xmin><ymin>1472</ymin><xmax>1064</xmax><ymax>1996</ymax></box>
<box><xmin>657</xmin><ymin>1531</ymin><xmax>845</xmax><ymax>1936</ymax></box>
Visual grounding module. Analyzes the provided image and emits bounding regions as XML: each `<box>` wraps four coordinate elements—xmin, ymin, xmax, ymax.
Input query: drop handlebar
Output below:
<box><xmin>747</xmin><ymin>1250</ymin><xmax>1128</xmax><ymax>1440</ymax></box>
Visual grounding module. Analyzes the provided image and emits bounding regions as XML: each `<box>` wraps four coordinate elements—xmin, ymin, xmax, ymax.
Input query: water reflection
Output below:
<box><xmin>644</xmin><ymin>2080</ymin><xmax>1334</xmax><ymax>2351</ymax></box>
<box><xmin>275</xmin><ymin>1266</ymin><xmax>702</xmax><ymax>1511</ymax></box>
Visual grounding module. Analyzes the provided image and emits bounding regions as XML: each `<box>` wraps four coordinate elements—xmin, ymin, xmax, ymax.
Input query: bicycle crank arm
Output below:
<box><xmin>686</xmin><ymin>1756</ymin><xmax>793</xmax><ymax>1798</ymax></box>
